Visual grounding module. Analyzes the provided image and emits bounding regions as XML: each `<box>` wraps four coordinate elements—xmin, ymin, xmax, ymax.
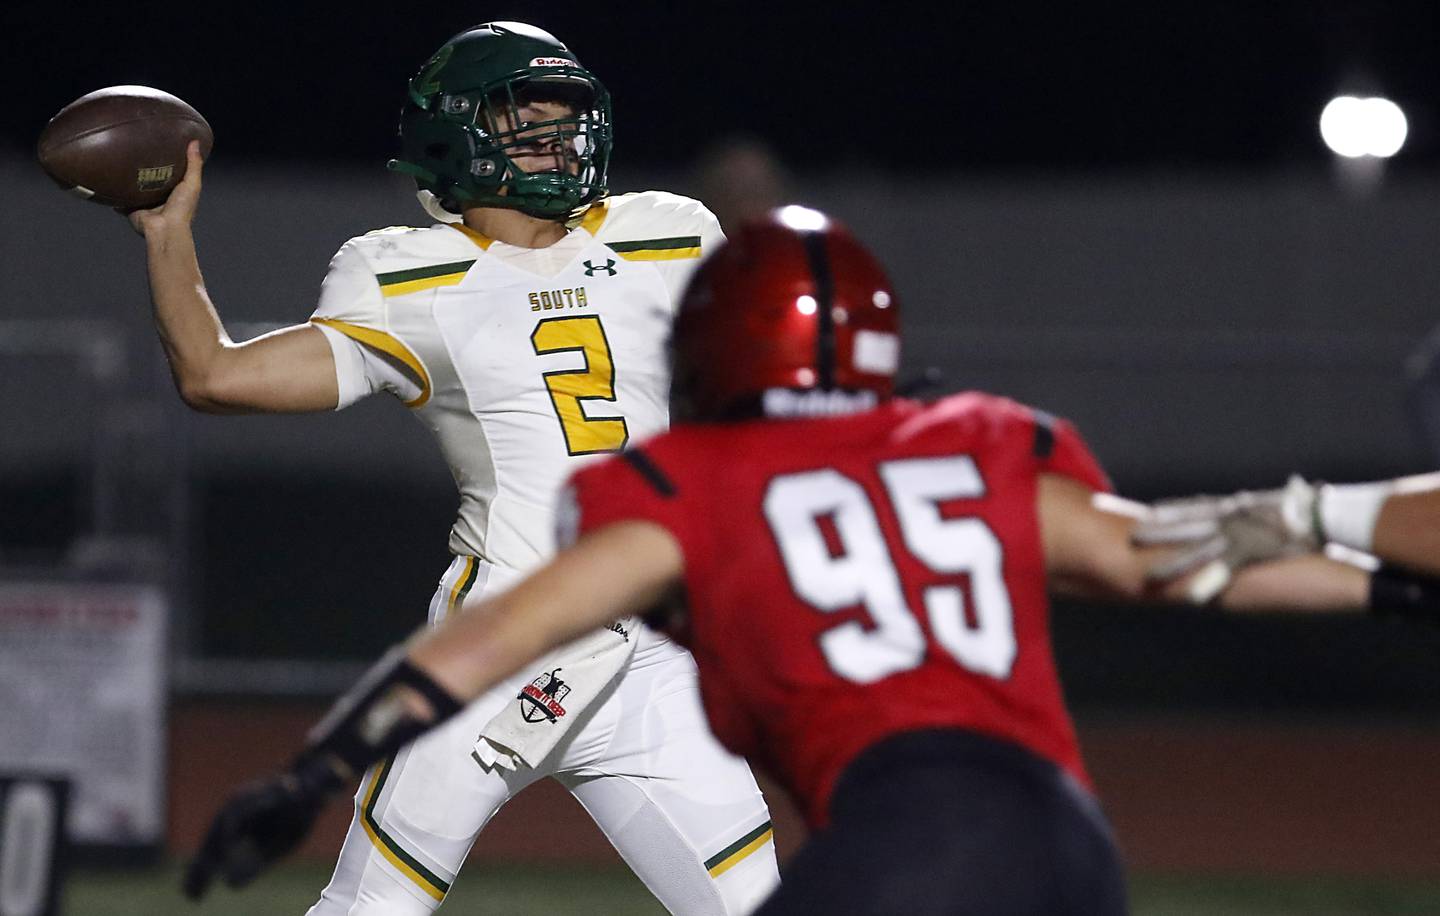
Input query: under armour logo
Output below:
<box><xmin>583</xmin><ymin>258</ymin><xmax>617</xmax><ymax>277</ymax></box>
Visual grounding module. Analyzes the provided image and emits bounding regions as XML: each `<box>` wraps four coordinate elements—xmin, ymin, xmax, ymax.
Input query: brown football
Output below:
<box><xmin>36</xmin><ymin>85</ymin><xmax>213</xmax><ymax>210</ymax></box>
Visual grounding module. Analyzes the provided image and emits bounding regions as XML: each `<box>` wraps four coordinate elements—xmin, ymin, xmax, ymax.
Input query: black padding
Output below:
<box><xmin>1033</xmin><ymin>411</ymin><xmax>1057</xmax><ymax>459</ymax></box>
<box><xmin>622</xmin><ymin>449</ymin><xmax>678</xmax><ymax>498</ymax></box>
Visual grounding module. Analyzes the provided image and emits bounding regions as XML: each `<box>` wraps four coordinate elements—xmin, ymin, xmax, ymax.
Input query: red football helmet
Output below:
<box><xmin>671</xmin><ymin>206</ymin><xmax>901</xmax><ymax>420</ymax></box>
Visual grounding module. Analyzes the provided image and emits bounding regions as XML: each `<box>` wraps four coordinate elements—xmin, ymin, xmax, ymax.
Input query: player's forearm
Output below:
<box><xmin>143</xmin><ymin>224</ymin><xmax>236</xmax><ymax>409</ymax></box>
<box><xmin>409</xmin><ymin>588</ymin><xmax>584</xmax><ymax>704</ymax></box>
<box><xmin>1371</xmin><ymin>477</ymin><xmax>1440</xmax><ymax>575</ymax></box>
<box><xmin>411</xmin><ymin>521</ymin><xmax>685</xmax><ymax>700</ymax></box>
<box><xmin>1045</xmin><ymin>481</ymin><xmax>1301</xmax><ymax>605</ymax></box>
<box><xmin>1042</xmin><ymin>482</ymin><xmax>1172</xmax><ymax>602</ymax></box>
<box><xmin>143</xmin><ymin>229</ymin><xmax>341</xmax><ymax>413</ymax></box>
<box><xmin>1215</xmin><ymin>554</ymin><xmax>1368</xmax><ymax>613</ymax></box>
<box><xmin>1218</xmin><ymin>554</ymin><xmax>1440</xmax><ymax>623</ymax></box>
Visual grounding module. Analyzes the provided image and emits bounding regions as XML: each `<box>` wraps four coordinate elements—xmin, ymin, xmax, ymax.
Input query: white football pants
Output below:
<box><xmin>306</xmin><ymin>556</ymin><xmax>779</xmax><ymax>915</ymax></box>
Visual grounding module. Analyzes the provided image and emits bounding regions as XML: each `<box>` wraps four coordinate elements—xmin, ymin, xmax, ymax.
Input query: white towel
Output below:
<box><xmin>472</xmin><ymin>617</ymin><xmax>639</xmax><ymax>770</ymax></box>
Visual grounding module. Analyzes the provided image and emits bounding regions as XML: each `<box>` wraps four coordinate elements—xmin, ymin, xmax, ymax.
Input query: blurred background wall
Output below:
<box><xmin>2</xmin><ymin>0</ymin><xmax>1439</xmax><ymax>877</ymax></box>
<box><xmin>3</xmin><ymin>154</ymin><xmax>1436</xmax><ymax>697</ymax></box>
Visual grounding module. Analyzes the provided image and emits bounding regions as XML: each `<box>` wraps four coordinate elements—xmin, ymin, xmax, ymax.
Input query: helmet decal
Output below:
<box><xmin>413</xmin><ymin>43</ymin><xmax>455</xmax><ymax>102</ymax></box>
<box><xmin>853</xmin><ymin>329</ymin><xmax>901</xmax><ymax>374</ymax></box>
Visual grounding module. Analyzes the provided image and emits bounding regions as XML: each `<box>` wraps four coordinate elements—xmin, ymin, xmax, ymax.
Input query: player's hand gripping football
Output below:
<box><xmin>1133</xmin><ymin>476</ymin><xmax>1323</xmax><ymax>603</ymax></box>
<box><xmin>182</xmin><ymin>647</ymin><xmax>463</xmax><ymax>899</ymax></box>
<box><xmin>128</xmin><ymin>139</ymin><xmax>204</xmax><ymax>237</ymax></box>
<box><xmin>183</xmin><ymin>753</ymin><xmax>341</xmax><ymax>899</ymax></box>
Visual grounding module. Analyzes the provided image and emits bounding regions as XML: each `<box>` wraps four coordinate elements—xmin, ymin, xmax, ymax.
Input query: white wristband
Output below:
<box><xmin>1317</xmin><ymin>481</ymin><xmax>1394</xmax><ymax>553</ymax></box>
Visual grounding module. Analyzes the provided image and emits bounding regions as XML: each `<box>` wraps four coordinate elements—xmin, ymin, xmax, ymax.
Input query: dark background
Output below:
<box><xmin>5</xmin><ymin>1</ymin><xmax>1440</xmax><ymax>171</ymax></box>
<box><xmin>3</xmin><ymin>0</ymin><xmax>1439</xmax><ymax>711</ymax></box>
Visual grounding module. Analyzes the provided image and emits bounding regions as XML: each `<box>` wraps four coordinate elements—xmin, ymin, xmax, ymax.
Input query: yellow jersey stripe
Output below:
<box><xmin>449</xmin><ymin>223</ymin><xmax>495</xmax><ymax>250</ymax></box>
<box><xmin>446</xmin><ymin>556</ymin><xmax>478</xmax><ymax>616</ymax></box>
<box><xmin>359</xmin><ymin>757</ymin><xmax>450</xmax><ymax>900</ymax></box>
<box><xmin>359</xmin><ymin>819</ymin><xmax>446</xmax><ymax>901</ymax></box>
<box><xmin>705</xmin><ymin>824</ymin><xmax>775</xmax><ymax>878</ymax></box>
<box><xmin>310</xmin><ymin>318</ymin><xmax>432</xmax><ymax>409</ymax></box>
<box><xmin>578</xmin><ymin>200</ymin><xmax>609</xmax><ymax>235</ymax></box>
<box><xmin>616</xmin><ymin>247</ymin><xmax>702</xmax><ymax>262</ymax></box>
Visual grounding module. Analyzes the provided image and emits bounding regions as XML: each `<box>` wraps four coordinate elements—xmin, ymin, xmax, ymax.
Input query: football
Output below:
<box><xmin>36</xmin><ymin>85</ymin><xmax>213</xmax><ymax>210</ymax></box>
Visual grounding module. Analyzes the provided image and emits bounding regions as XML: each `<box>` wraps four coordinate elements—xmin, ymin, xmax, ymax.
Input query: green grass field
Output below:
<box><xmin>63</xmin><ymin>863</ymin><xmax>1440</xmax><ymax>915</ymax></box>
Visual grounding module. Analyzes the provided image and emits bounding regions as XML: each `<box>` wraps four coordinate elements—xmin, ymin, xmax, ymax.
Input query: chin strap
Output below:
<box><xmin>414</xmin><ymin>188</ymin><xmax>464</xmax><ymax>224</ymax></box>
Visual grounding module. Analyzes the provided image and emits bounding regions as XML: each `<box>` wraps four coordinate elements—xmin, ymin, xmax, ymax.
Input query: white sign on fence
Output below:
<box><xmin>0</xmin><ymin>584</ymin><xmax>166</xmax><ymax>846</ymax></box>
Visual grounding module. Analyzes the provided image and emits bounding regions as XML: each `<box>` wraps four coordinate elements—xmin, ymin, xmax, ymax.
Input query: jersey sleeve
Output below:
<box><xmin>310</xmin><ymin>239</ymin><xmax>384</xmax><ymax>327</ymax></box>
<box><xmin>1033</xmin><ymin>410</ymin><xmax>1112</xmax><ymax>493</ymax></box>
<box><xmin>313</xmin><ymin>323</ymin><xmax>423</xmax><ymax>409</ymax></box>
<box><xmin>308</xmin><ymin>240</ymin><xmax>427</xmax><ymax>408</ymax></box>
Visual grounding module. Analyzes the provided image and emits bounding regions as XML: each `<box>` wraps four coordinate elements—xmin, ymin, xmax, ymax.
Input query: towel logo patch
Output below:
<box><xmin>518</xmin><ymin>668</ymin><xmax>571</xmax><ymax>723</ymax></box>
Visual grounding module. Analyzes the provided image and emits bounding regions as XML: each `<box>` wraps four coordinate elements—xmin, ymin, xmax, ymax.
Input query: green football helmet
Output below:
<box><xmin>389</xmin><ymin>22</ymin><xmax>613</xmax><ymax>220</ymax></box>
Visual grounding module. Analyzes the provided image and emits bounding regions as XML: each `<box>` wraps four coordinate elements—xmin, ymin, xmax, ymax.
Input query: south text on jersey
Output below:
<box><xmin>529</xmin><ymin>288</ymin><xmax>590</xmax><ymax>311</ymax></box>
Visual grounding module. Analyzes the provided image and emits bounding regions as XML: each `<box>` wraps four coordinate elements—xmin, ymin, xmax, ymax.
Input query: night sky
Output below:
<box><xmin>6</xmin><ymin>0</ymin><xmax>1438</xmax><ymax>172</ymax></box>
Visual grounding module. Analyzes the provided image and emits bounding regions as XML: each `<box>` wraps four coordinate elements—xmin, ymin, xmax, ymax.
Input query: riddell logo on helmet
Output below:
<box><xmin>530</xmin><ymin>57</ymin><xmax>575</xmax><ymax>67</ymax></box>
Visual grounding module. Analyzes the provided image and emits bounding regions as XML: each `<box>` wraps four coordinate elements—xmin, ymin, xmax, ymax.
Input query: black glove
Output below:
<box><xmin>183</xmin><ymin>752</ymin><xmax>340</xmax><ymax>900</ymax></box>
<box><xmin>181</xmin><ymin>647</ymin><xmax>463</xmax><ymax>900</ymax></box>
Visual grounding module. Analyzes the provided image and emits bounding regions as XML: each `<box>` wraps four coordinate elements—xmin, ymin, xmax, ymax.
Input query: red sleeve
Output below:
<box><xmin>1033</xmin><ymin>410</ymin><xmax>1112</xmax><ymax>493</ymax></box>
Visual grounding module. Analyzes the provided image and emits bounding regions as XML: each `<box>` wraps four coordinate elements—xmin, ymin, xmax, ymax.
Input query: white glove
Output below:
<box><xmin>1133</xmin><ymin>476</ymin><xmax>1322</xmax><ymax>604</ymax></box>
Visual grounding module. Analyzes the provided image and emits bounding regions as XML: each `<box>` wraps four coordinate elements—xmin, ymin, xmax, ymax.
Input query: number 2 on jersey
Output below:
<box><xmin>763</xmin><ymin>456</ymin><xmax>1017</xmax><ymax>684</ymax></box>
<box><xmin>531</xmin><ymin>316</ymin><xmax>630</xmax><ymax>455</ymax></box>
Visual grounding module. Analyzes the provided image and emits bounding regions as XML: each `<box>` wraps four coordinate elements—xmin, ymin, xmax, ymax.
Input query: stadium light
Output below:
<box><xmin>776</xmin><ymin>205</ymin><xmax>829</xmax><ymax>231</ymax></box>
<box><xmin>1320</xmin><ymin>95</ymin><xmax>1407</xmax><ymax>159</ymax></box>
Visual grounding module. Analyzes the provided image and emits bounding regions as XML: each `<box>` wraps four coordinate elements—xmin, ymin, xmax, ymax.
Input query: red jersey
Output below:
<box><xmin>567</xmin><ymin>392</ymin><xmax>1111</xmax><ymax>827</ymax></box>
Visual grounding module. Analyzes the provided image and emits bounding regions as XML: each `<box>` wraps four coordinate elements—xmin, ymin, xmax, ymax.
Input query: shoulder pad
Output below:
<box><xmin>589</xmin><ymin>191</ymin><xmax>718</xmax><ymax>262</ymax></box>
<box><xmin>343</xmin><ymin>225</ymin><xmax>485</xmax><ymax>297</ymax></box>
<box><xmin>345</xmin><ymin>224</ymin><xmax>477</xmax><ymax>260</ymax></box>
<box><xmin>592</xmin><ymin>191</ymin><xmax>714</xmax><ymax>235</ymax></box>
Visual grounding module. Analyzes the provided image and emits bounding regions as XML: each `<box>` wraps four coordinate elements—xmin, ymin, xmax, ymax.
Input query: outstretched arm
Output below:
<box><xmin>1135</xmin><ymin>473</ymin><xmax>1440</xmax><ymax>584</ymax></box>
<box><xmin>130</xmin><ymin>141</ymin><xmax>340</xmax><ymax>413</ymax></box>
<box><xmin>1039</xmin><ymin>473</ymin><xmax>1368</xmax><ymax>612</ymax></box>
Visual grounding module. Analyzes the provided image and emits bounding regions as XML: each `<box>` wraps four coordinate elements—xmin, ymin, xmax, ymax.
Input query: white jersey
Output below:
<box><xmin>310</xmin><ymin>191</ymin><xmax>723</xmax><ymax>569</ymax></box>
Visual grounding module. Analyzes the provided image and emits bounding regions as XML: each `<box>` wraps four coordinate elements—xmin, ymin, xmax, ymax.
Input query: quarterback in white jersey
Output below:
<box><xmin>131</xmin><ymin>21</ymin><xmax>778</xmax><ymax>916</ymax></box>
<box><xmin>311</xmin><ymin>190</ymin><xmax>716</xmax><ymax>568</ymax></box>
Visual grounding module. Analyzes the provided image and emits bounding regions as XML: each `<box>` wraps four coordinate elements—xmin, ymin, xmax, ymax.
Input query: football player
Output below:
<box><xmin>131</xmin><ymin>21</ymin><xmax>778</xmax><ymax>916</ymax></box>
<box><xmin>1134</xmin><ymin>472</ymin><xmax>1440</xmax><ymax>605</ymax></box>
<box><xmin>183</xmin><ymin>208</ymin><xmax>1419</xmax><ymax>914</ymax></box>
